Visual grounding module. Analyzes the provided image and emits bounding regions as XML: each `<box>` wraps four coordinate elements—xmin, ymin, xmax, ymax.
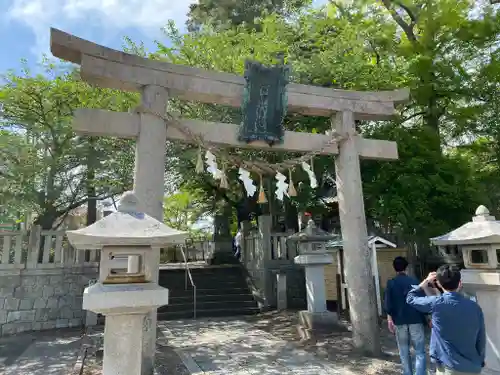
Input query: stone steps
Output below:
<box><xmin>157</xmin><ymin>306</ymin><xmax>261</xmax><ymax>321</ymax></box>
<box><xmin>158</xmin><ymin>300</ymin><xmax>258</xmax><ymax>313</ymax></box>
<box><xmin>168</xmin><ymin>293</ymin><xmax>255</xmax><ymax>303</ymax></box>
<box><xmin>157</xmin><ymin>264</ymin><xmax>260</xmax><ymax>320</ymax></box>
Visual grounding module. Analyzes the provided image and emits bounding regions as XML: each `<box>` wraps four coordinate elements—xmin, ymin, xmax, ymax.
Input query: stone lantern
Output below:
<box><xmin>66</xmin><ymin>191</ymin><xmax>188</xmax><ymax>375</ymax></box>
<box><xmin>288</xmin><ymin>218</ymin><xmax>339</xmax><ymax>331</ymax></box>
<box><xmin>431</xmin><ymin>205</ymin><xmax>500</xmax><ymax>374</ymax></box>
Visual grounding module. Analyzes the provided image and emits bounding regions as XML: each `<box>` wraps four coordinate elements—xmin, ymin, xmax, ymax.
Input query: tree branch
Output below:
<box><xmin>54</xmin><ymin>191</ymin><xmax>118</xmax><ymax>220</ymax></box>
<box><xmin>393</xmin><ymin>0</ymin><xmax>418</xmax><ymax>24</ymax></box>
<box><xmin>381</xmin><ymin>0</ymin><xmax>418</xmax><ymax>43</ymax></box>
<box><xmin>401</xmin><ymin>111</ymin><xmax>426</xmax><ymax>123</ymax></box>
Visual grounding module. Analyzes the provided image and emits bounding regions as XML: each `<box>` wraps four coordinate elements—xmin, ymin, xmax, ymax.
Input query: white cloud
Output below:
<box><xmin>6</xmin><ymin>0</ymin><xmax>196</xmax><ymax>56</ymax></box>
<box><xmin>6</xmin><ymin>0</ymin><xmax>330</xmax><ymax>58</ymax></box>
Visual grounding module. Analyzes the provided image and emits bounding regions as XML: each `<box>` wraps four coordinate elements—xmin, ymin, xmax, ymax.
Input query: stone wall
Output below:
<box><xmin>0</xmin><ymin>265</ymin><xmax>98</xmax><ymax>336</ymax></box>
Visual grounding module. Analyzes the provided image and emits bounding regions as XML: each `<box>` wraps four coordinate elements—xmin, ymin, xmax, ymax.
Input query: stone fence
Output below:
<box><xmin>0</xmin><ymin>227</ymin><xmax>98</xmax><ymax>336</ymax></box>
<box><xmin>0</xmin><ymin>221</ymin><xmax>305</xmax><ymax>336</ymax></box>
<box><xmin>241</xmin><ymin>217</ymin><xmax>306</xmax><ymax>310</ymax></box>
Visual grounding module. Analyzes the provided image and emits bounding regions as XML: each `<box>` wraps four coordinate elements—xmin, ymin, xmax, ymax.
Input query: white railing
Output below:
<box><xmin>0</xmin><ymin>227</ymin><xmax>99</xmax><ymax>270</ymax></box>
<box><xmin>162</xmin><ymin>240</ymin><xmax>214</xmax><ymax>263</ymax></box>
<box><xmin>185</xmin><ymin>240</ymin><xmax>213</xmax><ymax>261</ymax></box>
<box><xmin>1</xmin><ymin>227</ymin><xmax>296</xmax><ymax>270</ymax></box>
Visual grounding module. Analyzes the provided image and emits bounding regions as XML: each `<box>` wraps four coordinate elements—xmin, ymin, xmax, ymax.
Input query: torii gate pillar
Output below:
<box><xmin>334</xmin><ymin>111</ymin><xmax>378</xmax><ymax>352</ymax></box>
<box><xmin>132</xmin><ymin>85</ymin><xmax>169</xmax><ymax>373</ymax></box>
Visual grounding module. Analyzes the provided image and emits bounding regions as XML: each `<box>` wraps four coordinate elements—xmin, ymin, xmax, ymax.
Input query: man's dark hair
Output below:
<box><xmin>436</xmin><ymin>264</ymin><xmax>461</xmax><ymax>291</ymax></box>
<box><xmin>393</xmin><ymin>256</ymin><xmax>409</xmax><ymax>272</ymax></box>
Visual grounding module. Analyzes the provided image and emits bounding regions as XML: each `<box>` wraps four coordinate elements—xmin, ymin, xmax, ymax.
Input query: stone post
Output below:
<box><xmin>276</xmin><ymin>271</ymin><xmax>287</xmax><ymax>310</ymax></box>
<box><xmin>333</xmin><ymin>111</ymin><xmax>379</xmax><ymax>353</ymax></box>
<box><xmin>102</xmin><ymin>314</ymin><xmax>146</xmax><ymax>375</ymax></box>
<box><xmin>240</xmin><ymin>220</ymin><xmax>251</xmax><ymax>265</ymax></box>
<box><xmin>258</xmin><ymin>215</ymin><xmax>272</xmax><ymax>307</ymax></box>
<box><xmin>133</xmin><ymin>85</ymin><xmax>169</xmax><ymax>374</ymax></box>
<box><xmin>461</xmin><ymin>271</ymin><xmax>500</xmax><ymax>374</ymax></box>
<box><xmin>295</xmin><ymin>253</ymin><xmax>337</xmax><ymax>329</ymax></box>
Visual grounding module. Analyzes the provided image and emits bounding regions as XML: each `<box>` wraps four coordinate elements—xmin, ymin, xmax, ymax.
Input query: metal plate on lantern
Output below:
<box><xmin>239</xmin><ymin>59</ymin><xmax>290</xmax><ymax>146</ymax></box>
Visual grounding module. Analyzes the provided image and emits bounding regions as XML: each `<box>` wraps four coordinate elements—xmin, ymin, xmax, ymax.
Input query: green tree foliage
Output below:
<box><xmin>144</xmin><ymin>0</ymin><xmax>499</xmax><ymax>245</ymax></box>
<box><xmin>163</xmin><ymin>189</ymin><xmax>209</xmax><ymax>238</ymax></box>
<box><xmin>362</xmin><ymin>123</ymin><xmax>483</xmax><ymax>243</ymax></box>
<box><xmin>364</xmin><ymin>0</ymin><xmax>499</xmax><ymax>144</ymax></box>
<box><xmin>0</xmin><ymin>62</ymin><xmax>139</xmax><ymax>229</ymax></box>
<box><xmin>186</xmin><ymin>0</ymin><xmax>312</xmax><ymax>31</ymax></box>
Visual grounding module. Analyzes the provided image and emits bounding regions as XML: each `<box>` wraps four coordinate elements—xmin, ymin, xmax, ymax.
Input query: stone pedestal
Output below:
<box><xmin>294</xmin><ymin>253</ymin><xmax>338</xmax><ymax>329</ymax></box>
<box><xmin>83</xmin><ymin>283</ymin><xmax>169</xmax><ymax>375</ymax></box>
<box><xmin>103</xmin><ymin>314</ymin><xmax>145</xmax><ymax>375</ymax></box>
<box><xmin>461</xmin><ymin>269</ymin><xmax>500</xmax><ymax>374</ymax></box>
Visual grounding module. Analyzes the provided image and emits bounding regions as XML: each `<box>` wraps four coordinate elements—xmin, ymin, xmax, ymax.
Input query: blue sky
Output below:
<box><xmin>1</xmin><ymin>0</ymin><xmax>328</xmax><ymax>75</ymax></box>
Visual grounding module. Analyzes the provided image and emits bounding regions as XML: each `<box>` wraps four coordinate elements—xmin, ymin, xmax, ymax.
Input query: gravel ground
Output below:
<box><xmin>80</xmin><ymin>311</ymin><xmax>418</xmax><ymax>375</ymax></box>
<box><xmin>242</xmin><ymin>310</ymin><xmax>404</xmax><ymax>375</ymax></box>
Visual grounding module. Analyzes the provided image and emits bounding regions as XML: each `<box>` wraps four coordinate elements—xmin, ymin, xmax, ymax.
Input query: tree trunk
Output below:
<box><xmin>34</xmin><ymin>208</ymin><xmax>58</xmax><ymax>230</ymax></box>
<box><xmin>284</xmin><ymin>199</ymin><xmax>299</xmax><ymax>232</ymax></box>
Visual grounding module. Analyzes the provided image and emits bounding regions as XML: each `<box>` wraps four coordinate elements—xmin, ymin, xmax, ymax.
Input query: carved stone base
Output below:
<box><xmin>296</xmin><ymin>310</ymin><xmax>345</xmax><ymax>340</ymax></box>
<box><xmin>299</xmin><ymin>310</ymin><xmax>339</xmax><ymax>330</ymax></box>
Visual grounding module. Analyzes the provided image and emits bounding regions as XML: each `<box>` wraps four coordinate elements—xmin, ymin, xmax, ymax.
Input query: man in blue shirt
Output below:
<box><xmin>407</xmin><ymin>265</ymin><xmax>486</xmax><ymax>375</ymax></box>
<box><xmin>384</xmin><ymin>256</ymin><xmax>427</xmax><ymax>375</ymax></box>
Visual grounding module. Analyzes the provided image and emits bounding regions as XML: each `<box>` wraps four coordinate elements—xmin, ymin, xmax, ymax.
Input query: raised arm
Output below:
<box><xmin>406</xmin><ymin>273</ymin><xmax>438</xmax><ymax>314</ymax></box>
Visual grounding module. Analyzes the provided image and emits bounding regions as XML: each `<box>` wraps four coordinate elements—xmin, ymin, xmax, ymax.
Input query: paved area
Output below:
<box><xmin>0</xmin><ymin>315</ymin><xmax>401</xmax><ymax>374</ymax></box>
<box><xmin>159</xmin><ymin>319</ymin><xmax>344</xmax><ymax>374</ymax></box>
<box><xmin>0</xmin><ymin>328</ymin><xmax>82</xmax><ymax>375</ymax></box>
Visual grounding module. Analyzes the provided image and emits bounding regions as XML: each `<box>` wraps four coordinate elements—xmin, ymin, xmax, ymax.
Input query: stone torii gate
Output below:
<box><xmin>50</xmin><ymin>28</ymin><xmax>408</xmax><ymax>368</ymax></box>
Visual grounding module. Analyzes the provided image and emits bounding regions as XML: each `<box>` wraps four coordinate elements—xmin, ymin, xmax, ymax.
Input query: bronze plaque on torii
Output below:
<box><xmin>239</xmin><ymin>60</ymin><xmax>290</xmax><ymax>146</ymax></box>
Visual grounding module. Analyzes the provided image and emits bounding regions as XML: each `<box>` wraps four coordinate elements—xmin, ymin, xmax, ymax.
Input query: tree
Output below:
<box><xmin>368</xmin><ymin>0</ymin><xmax>498</xmax><ymax>144</ymax></box>
<box><xmin>0</xmin><ymin>130</ymin><xmax>37</xmax><ymax>224</ymax></box>
<box><xmin>0</xmin><ymin>62</ymin><xmax>139</xmax><ymax>229</ymax></box>
<box><xmin>149</xmin><ymin>12</ymin><xmax>403</xmax><ymax>229</ymax></box>
<box><xmin>163</xmin><ymin>189</ymin><xmax>206</xmax><ymax>234</ymax></box>
<box><xmin>361</xmin><ymin>123</ymin><xmax>483</xmax><ymax>247</ymax></box>
<box><xmin>147</xmin><ymin>2</ymin><xmax>499</xmax><ymax>238</ymax></box>
<box><xmin>186</xmin><ymin>0</ymin><xmax>312</xmax><ymax>31</ymax></box>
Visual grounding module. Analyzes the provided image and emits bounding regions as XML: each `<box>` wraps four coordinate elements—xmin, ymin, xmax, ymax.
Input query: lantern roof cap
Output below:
<box><xmin>431</xmin><ymin>205</ymin><xmax>500</xmax><ymax>246</ymax></box>
<box><xmin>287</xmin><ymin>219</ymin><xmax>337</xmax><ymax>242</ymax></box>
<box><xmin>67</xmin><ymin>191</ymin><xmax>188</xmax><ymax>249</ymax></box>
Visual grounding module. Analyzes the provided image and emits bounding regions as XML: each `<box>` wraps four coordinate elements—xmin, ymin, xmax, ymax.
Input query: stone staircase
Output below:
<box><xmin>157</xmin><ymin>264</ymin><xmax>260</xmax><ymax>320</ymax></box>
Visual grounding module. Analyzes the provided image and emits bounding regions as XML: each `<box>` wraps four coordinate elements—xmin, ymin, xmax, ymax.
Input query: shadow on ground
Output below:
<box><xmin>160</xmin><ymin>311</ymin><xmax>406</xmax><ymax>375</ymax></box>
<box><xmin>0</xmin><ymin>328</ymin><xmax>83</xmax><ymax>375</ymax></box>
<box><xmin>244</xmin><ymin>310</ymin><xmax>402</xmax><ymax>375</ymax></box>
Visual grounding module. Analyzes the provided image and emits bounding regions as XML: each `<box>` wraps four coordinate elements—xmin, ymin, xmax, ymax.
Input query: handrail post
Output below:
<box><xmin>179</xmin><ymin>244</ymin><xmax>197</xmax><ymax>319</ymax></box>
<box><xmin>194</xmin><ymin>286</ymin><xmax>197</xmax><ymax>319</ymax></box>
